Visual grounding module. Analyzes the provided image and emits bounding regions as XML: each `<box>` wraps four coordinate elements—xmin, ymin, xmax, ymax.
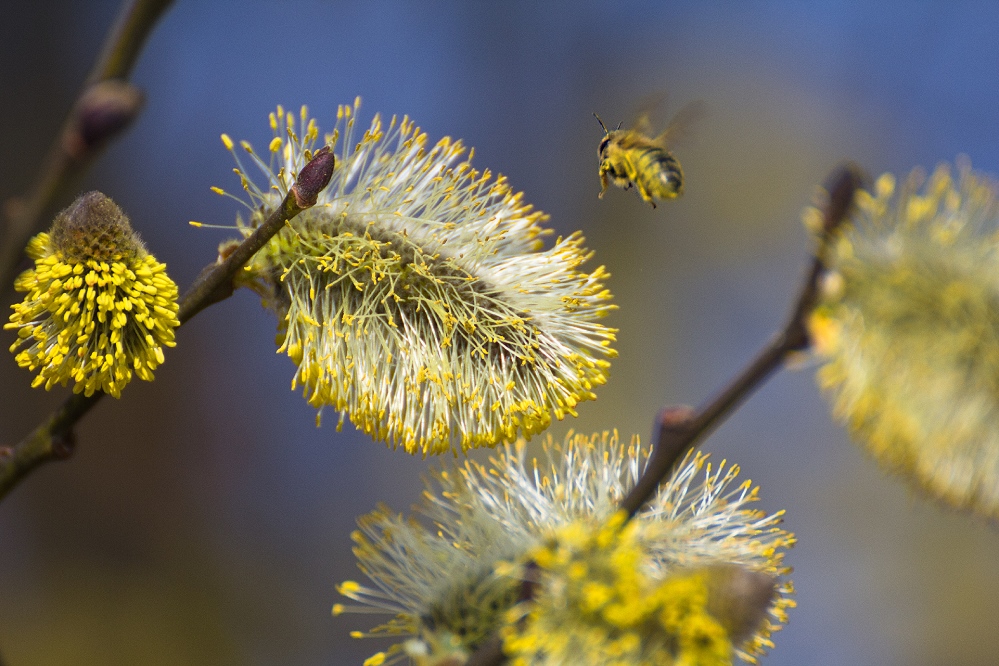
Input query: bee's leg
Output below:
<box><xmin>637</xmin><ymin>183</ymin><xmax>656</xmax><ymax>208</ymax></box>
<box><xmin>598</xmin><ymin>169</ymin><xmax>609</xmax><ymax>199</ymax></box>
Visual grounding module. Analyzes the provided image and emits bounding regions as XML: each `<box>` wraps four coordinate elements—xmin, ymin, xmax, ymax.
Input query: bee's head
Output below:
<box><xmin>598</xmin><ymin>135</ymin><xmax>610</xmax><ymax>158</ymax></box>
<box><xmin>594</xmin><ymin>114</ymin><xmax>623</xmax><ymax>158</ymax></box>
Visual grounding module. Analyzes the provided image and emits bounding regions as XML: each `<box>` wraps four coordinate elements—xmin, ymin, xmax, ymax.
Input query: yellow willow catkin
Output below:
<box><xmin>808</xmin><ymin>160</ymin><xmax>999</xmax><ymax>520</ymax></box>
<box><xmin>334</xmin><ymin>432</ymin><xmax>795</xmax><ymax>666</ymax></box>
<box><xmin>6</xmin><ymin>192</ymin><xmax>179</xmax><ymax>398</ymax></box>
<box><xmin>214</xmin><ymin>100</ymin><xmax>616</xmax><ymax>454</ymax></box>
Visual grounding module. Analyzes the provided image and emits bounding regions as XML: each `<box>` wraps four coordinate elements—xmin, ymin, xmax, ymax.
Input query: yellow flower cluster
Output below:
<box><xmin>6</xmin><ymin>193</ymin><xmax>179</xmax><ymax>398</ymax></box>
<box><xmin>809</xmin><ymin>160</ymin><xmax>999</xmax><ymax>518</ymax></box>
<box><xmin>334</xmin><ymin>432</ymin><xmax>794</xmax><ymax>665</ymax></box>
<box><xmin>503</xmin><ymin>515</ymin><xmax>738</xmax><ymax>666</ymax></box>
<box><xmin>219</xmin><ymin>101</ymin><xmax>616</xmax><ymax>455</ymax></box>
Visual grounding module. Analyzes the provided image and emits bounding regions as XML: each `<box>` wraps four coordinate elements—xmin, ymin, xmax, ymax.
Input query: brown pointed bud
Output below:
<box><xmin>818</xmin><ymin>163</ymin><xmax>866</xmax><ymax>235</ymax></box>
<box><xmin>702</xmin><ymin>563</ymin><xmax>777</xmax><ymax>645</ymax></box>
<box><xmin>216</xmin><ymin>238</ymin><xmax>241</xmax><ymax>263</ymax></box>
<box><xmin>64</xmin><ymin>80</ymin><xmax>145</xmax><ymax>160</ymax></box>
<box><xmin>50</xmin><ymin>191</ymin><xmax>145</xmax><ymax>262</ymax></box>
<box><xmin>658</xmin><ymin>404</ymin><xmax>695</xmax><ymax>430</ymax></box>
<box><xmin>290</xmin><ymin>145</ymin><xmax>336</xmax><ymax>208</ymax></box>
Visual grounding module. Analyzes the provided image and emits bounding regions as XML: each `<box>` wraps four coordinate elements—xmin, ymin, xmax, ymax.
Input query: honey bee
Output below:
<box><xmin>595</xmin><ymin>100</ymin><xmax>705</xmax><ymax>208</ymax></box>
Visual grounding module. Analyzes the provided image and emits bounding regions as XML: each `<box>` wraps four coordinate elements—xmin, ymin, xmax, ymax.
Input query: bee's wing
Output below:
<box><xmin>633</xmin><ymin>112</ymin><xmax>654</xmax><ymax>136</ymax></box>
<box><xmin>630</xmin><ymin>90</ymin><xmax>670</xmax><ymax>136</ymax></box>
<box><xmin>654</xmin><ymin>99</ymin><xmax>707</xmax><ymax>147</ymax></box>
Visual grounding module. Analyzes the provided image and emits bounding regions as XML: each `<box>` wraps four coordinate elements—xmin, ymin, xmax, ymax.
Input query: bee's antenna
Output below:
<box><xmin>615</xmin><ymin>121</ymin><xmax>623</xmax><ymax>131</ymax></box>
<box><xmin>593</xmin><ymin>113</ymin><xmax>609</xmax><ymax>133</ymax></box>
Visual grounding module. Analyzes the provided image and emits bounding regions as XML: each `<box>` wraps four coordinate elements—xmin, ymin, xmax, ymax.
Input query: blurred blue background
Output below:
<box><xmin>3</xmin><ymin>2</ymin><xmax>999</xmax><ymax>664</ymax></box>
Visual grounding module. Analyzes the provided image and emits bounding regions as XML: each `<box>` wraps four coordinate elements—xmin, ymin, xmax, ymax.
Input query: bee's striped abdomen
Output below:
<box><xmin>635</xmin><ymin>147</ymin><xmax>683</xmax><ymax>199</ymax></box>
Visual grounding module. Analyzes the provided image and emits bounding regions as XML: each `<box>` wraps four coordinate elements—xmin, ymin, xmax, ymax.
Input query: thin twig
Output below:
<box><xmin>462</xmin><ymin>163</ymin><xmax>864</xmax><ymax>666</ymax></box>
<box><xmin>0</xmin><ymin>0</ymin><xmax>174</xmax><ymax>293</ymax></box>
<box><xmin>87</xmin><ymin>0</ymin><xmax>175</xmax><ymax>83</ymax></box>
<box><xmin>619</xmin><ymin>163</ymin><xmax>864</xmax><ymax>517</ymax></box>
<box><xmin>177</xmin><ymin>145</ymin><xmax>335</xmax><ymax>326</ymax></box>
<box><xmin>0</xmin><ymin>147</ymin><xmax>336</xmax><ymax>502</ymax></box>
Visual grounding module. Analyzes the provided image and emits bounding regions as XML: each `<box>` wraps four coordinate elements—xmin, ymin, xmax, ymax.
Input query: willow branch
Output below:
<box><xmin>619</xmin><ymin>163</ymin><xmax>864</xmax><ymax>517</ymax></box>
<box><xmin>462</xmin><ymin>163</ymin><xmax>864</xmax><ymax>666</ymax></box>
<box><xmin>87</xmin><ymin>0</ymin><xmax>175</xmax><ymax>83</ymax></box>
<box><xmin>0</xmin><ymin>0</ymin><xmax>174</xmax><ymax>293</ymax></box>
<box><xmin>0</xmin><ymin>147</ymin><xmax>336</xmax><ymax>502</ymax></box>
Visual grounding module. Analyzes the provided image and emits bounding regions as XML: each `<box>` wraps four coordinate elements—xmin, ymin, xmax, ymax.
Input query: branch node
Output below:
<box><xmin>51</xmin><ymin>431</ymin><xmax>77</xmax><ymax>460</ymax></box>
<box><xmin>819</xmin><ymin>162</ymin><xmax>866</xmax><ymax>236</ymax></box>
<box><xmin>657</xmin><ymin>404</ymin><xmax>695</xmax><ymax>435</ymax></box>
<box><xmin>64</xmin><ymin>80</ymin><xmax>145</xmax><ymax>161</ymax></box>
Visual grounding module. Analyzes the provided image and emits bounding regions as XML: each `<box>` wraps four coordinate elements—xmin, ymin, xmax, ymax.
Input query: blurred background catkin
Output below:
<box><xmin>2</xmin><ymin>2</ymin><xmax>999</xmax><ymax>665</ymax></box>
